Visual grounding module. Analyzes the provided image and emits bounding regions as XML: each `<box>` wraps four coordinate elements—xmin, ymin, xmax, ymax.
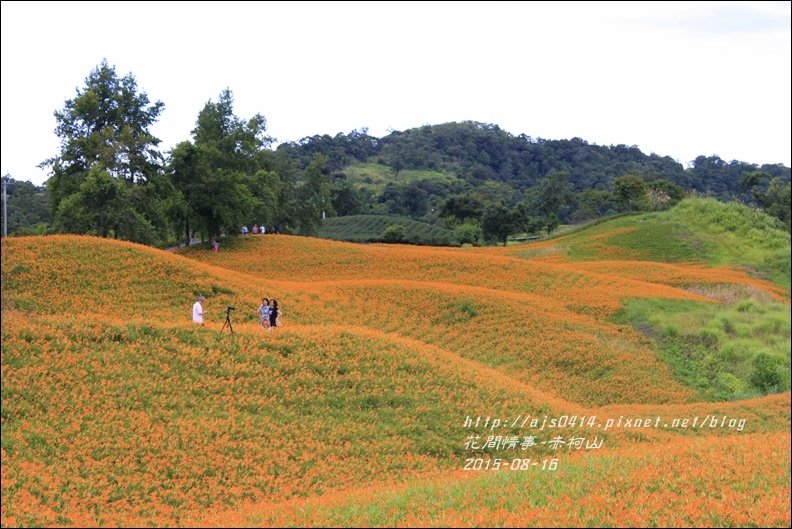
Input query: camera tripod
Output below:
<box><xmin>221</xmin><ymin>308</ymin><xmax>235</xmax><ymax>335</ymax></box>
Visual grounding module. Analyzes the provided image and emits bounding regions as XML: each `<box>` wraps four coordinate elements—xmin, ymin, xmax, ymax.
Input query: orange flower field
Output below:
<box><xmin>1</xmin><ymin>227</ymin><xmax>790</xmax><ymax>527</ymax></box>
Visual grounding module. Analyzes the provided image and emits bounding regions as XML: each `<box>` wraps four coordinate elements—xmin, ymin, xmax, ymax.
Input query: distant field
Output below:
<box><xmin>318</xmin><ymin>215</ymin><xmax>456</xmax><ymax>245</ymax></box>
<box><xmin>342</xmin><ymin>162</ymin><xmax>458</xmax><ymax>196</ymax></box>
<box><xmin>2</xmin><ymin>197</ymin><xmax>789</xmax><ymax>527</ymax></box>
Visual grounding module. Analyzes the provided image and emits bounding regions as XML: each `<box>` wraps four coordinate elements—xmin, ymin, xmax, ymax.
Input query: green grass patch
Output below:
<box><xmin>512</xmin><ymin>213</ymin><xmax>701</xmax><ymax>263</ymax></box>
<box><xmin>514</xmin><ymin>198</ymin><xmax>791</xmax><ymax>291</ymax></box>
<box><xmin>667</xmin><ymin>197</ymin><xmax>791</xmax><ymax>290</ymax></box>
<box><xmin>343</xmin><ymin>162</ymin><xmax>458</xmax><ymax>195</ymax></box>
<box><xmin>613</xmin><ymin>297</ymin><xmax>791</xmax><ymax>401</ymax></box>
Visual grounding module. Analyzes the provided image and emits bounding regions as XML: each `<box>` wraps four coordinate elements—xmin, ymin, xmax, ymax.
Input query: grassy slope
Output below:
<box><xmin>508</xmin><ymin>197</ymin><xmax>791</xmax><ymax>291</ymax></box>
<box><xmin>342</xmin><ymin>163</ymin><xmax>458</xmax><ymax>197</ymax></box>
<box><xmin>499</xmin><ymin>197</ymin><xmax>792</xmax><ymax>402</ymax></box>
<box><xmin>2</xmin><ymin>204</ymin><xmax>790</xmax><ymax>527</ymax></box>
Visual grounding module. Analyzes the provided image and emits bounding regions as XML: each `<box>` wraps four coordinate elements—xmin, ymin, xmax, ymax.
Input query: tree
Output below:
<box><xmin>481</xmin><ymin>201</ymin><xmax>520</xmax><ymax>246</ymax></box>
<box><xmin>40</xmin><ymin>60</ymin><xmax>167</xmax><ymax>243</ymax></box>
<box><xmin>439</xmin><ymin>193</ymin><xmax>485</xmax><ymax>227</ymax></box>
<box><xmin>513</xmin><ymin>198</ymin><xmax>547</xmax><ymax>235</ymax></box>
<box><xmin>165</xmin><ymin>141</ymin><xmax>204</xmax><ymax>244</ymax></box>
<box><xmin>1</xmin><ymin>176</ymin><xmax>53</xmax><ymax>236</ymax></box>
<box><xmin>377</xmin><ymin>182</ymin><xmax>429</xmax><ymax>218</ymax></box>
<box><xmin>402</xmin><ymin>183</ymin><xmax>430</xmax><ymax>218</ymax></box>
<box><xmin>738</xmin><ymin>171</ymin><xmax>769</xmax><ymax>195</ymax></box>
<box><xmin>544</xmin><ymin>212</ymin><xmax>560</xmax><ymax>235</ymax></box>
<box><xmin>249</xmin><ymin>169</ymin><xmax>286</xmax><ymax>228</ymax></box>
<box><xmin>572</xmin><ymin>188</ymin><xmax>616</xmax><ymax>222</ymax></box>
<box><xmin>331</xmin><ymin>181</ymin><xmax>365</xmax><ymax>216</ymax></box>
<box><xmin>168</xmin><ymin>88</ymin><xmax>272</xmax><ymax>239</ymax></box>
<box><xmin>613</xmin><ymin>174</ymin><xmax>648</xmax><ymax>212</ymax></box>
<box><xmin>293</xmin><ymin>154</ymin><xmax>333</xmax><ymax>235</ymax></box>
<box><xmin>54</xmin><ymin>166</ymin><xmax>155</xmax><ymax>242</ymax></box>
<box><xmin>756</xmin><ymin>178</ymin><xmax>791</xmax><ymax>232</ymax></box>
<box><xmin>516</xmin><ymin>171</ymin><xmax>573</xmax><ymax>235</ymax></box>
<box><xmin>454</xmin><ymin>221</ymin><xmax>483</xmax><ymax>246</ymax></box>
<box><xmin>190</xmin><ymin>167</ymin><xmax>258</xmax><ymax>239</ymax></box>
<box><xmin>391</xmin><ymin>155</ymin><xmax>405</xmax><ymax>178</ymax></box>
<box><xmin>534</xmin><ymin>171</ymin><xmax>575</xmax><ymax>219</ymax></box>
<box><xmin>739</xmin><ymin>171</ymin><xmax>791</xmax><ymax>232</ymax></box>
<box><xmin>192</xmin><ymin>88</ymin><xmax>272</xmax><ymax>173</ymax></box>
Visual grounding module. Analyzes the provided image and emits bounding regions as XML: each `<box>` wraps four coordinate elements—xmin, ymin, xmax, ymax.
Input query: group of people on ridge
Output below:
<box><xmin>192</xmin><ymin>295</ymin><xmax>282</xmax><ymax>331</ymax></box>
<box><xmin>242</xmin><ymin>224</ymin><xmax>278</xmax><ymax>235</ymax></box>
<box><xmin>208</xmin><ymin>224</ymin><xmax>279</xmax><ymax>252</ymax></box>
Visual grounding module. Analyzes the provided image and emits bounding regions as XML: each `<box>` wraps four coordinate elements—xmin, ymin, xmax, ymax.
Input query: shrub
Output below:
<box><xmin>454</xmin><ymin>221</ymin><xmax>483</xmax><ymax>246</ymax></box>
<box><xmin>382</xmin><ymin>224</ymin><xmax>406</xmax><ymax>243</ymax></box>
<box><xmin>750</xmin><ymin>353</ymin><xmax>783</xmax><ymax>393</ymax></box>
<box><xmin>737</xmin><ymin>299</ymin><xmax>759</xmax><ymax>313</ymax></box>
<box><xmin>714</xmin><ymin>372</ymin><xmax>749</xmax><ymax>396</ymax></box>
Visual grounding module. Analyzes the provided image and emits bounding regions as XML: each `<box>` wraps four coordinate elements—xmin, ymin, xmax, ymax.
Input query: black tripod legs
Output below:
<box><xmin>221</xmin><ymin>314</ymin><xmax>234</xmax><ymax>334</ymax></box>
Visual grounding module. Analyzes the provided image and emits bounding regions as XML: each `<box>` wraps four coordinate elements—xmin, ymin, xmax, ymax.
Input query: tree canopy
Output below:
<box><xmin>39</xmin><ymin>59</ymin><xmax>167</xmax><ymax>244</ymax></box>
<box><xmin>22</xmin><ymin>61</ymin><xmax>790</xmax><ymax>247</ymax></box>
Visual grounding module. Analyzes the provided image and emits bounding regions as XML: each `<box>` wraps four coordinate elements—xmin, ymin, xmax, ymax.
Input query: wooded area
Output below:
<box><xmin>3</xmin><ymin>60</ymin><xmax>790</xmax><ymax>245</ymax></box>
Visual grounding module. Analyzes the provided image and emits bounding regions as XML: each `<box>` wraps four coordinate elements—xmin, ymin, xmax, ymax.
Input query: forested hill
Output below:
<box><xmin>276</xmin><ymin>121</ymin><xmax>790</xmax><ymax>197</ymax></box>
<box><xmin>13</xmin><ymin>62</ymin><xmax>788</xmax><ymax>247</ymax></box>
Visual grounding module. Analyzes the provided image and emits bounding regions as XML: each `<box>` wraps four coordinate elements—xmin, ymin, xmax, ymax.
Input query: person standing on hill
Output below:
<box><xmin>268</xmin><ymin>299</ymin><xmax>281</xmax><ymax>331</ymax></box>
<box><xmin>192</xmin><ymin>295</ymin><xmax>207</xmax><ymax>326</ymax></box>
<box><xmin>258</xmin><ymin>297</ymin><xmax>270</xmax><ymax>330</ymax></box>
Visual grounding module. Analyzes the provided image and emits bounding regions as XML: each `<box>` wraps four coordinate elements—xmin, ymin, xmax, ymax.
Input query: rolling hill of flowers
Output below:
<box><xmin>2</xmin><ymin>198</ymin><xmax>790</xmax><ymax>527</ymax></box>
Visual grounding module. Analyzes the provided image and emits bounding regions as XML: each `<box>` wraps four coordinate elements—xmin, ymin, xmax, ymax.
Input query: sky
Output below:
<box><xmin>2</xmin><ymin>0</ymin><xmax>790</xmax><ymax>187</ymax></box>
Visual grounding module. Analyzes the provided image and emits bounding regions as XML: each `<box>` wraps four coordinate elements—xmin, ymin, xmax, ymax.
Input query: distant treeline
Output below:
<box><xmin>275</xmin><ymin>121</ymin><xmax>790</xmax><ymax>243</ymax></box>
<box><xmin>277</xmin><ymin>121</ymin><xmax>790</xmax><ymax>198</ymax></box>
<box><xmin>2</xmin><ymin>61</ymin><xmax>789</xmax><ymax>246</ymax></box>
